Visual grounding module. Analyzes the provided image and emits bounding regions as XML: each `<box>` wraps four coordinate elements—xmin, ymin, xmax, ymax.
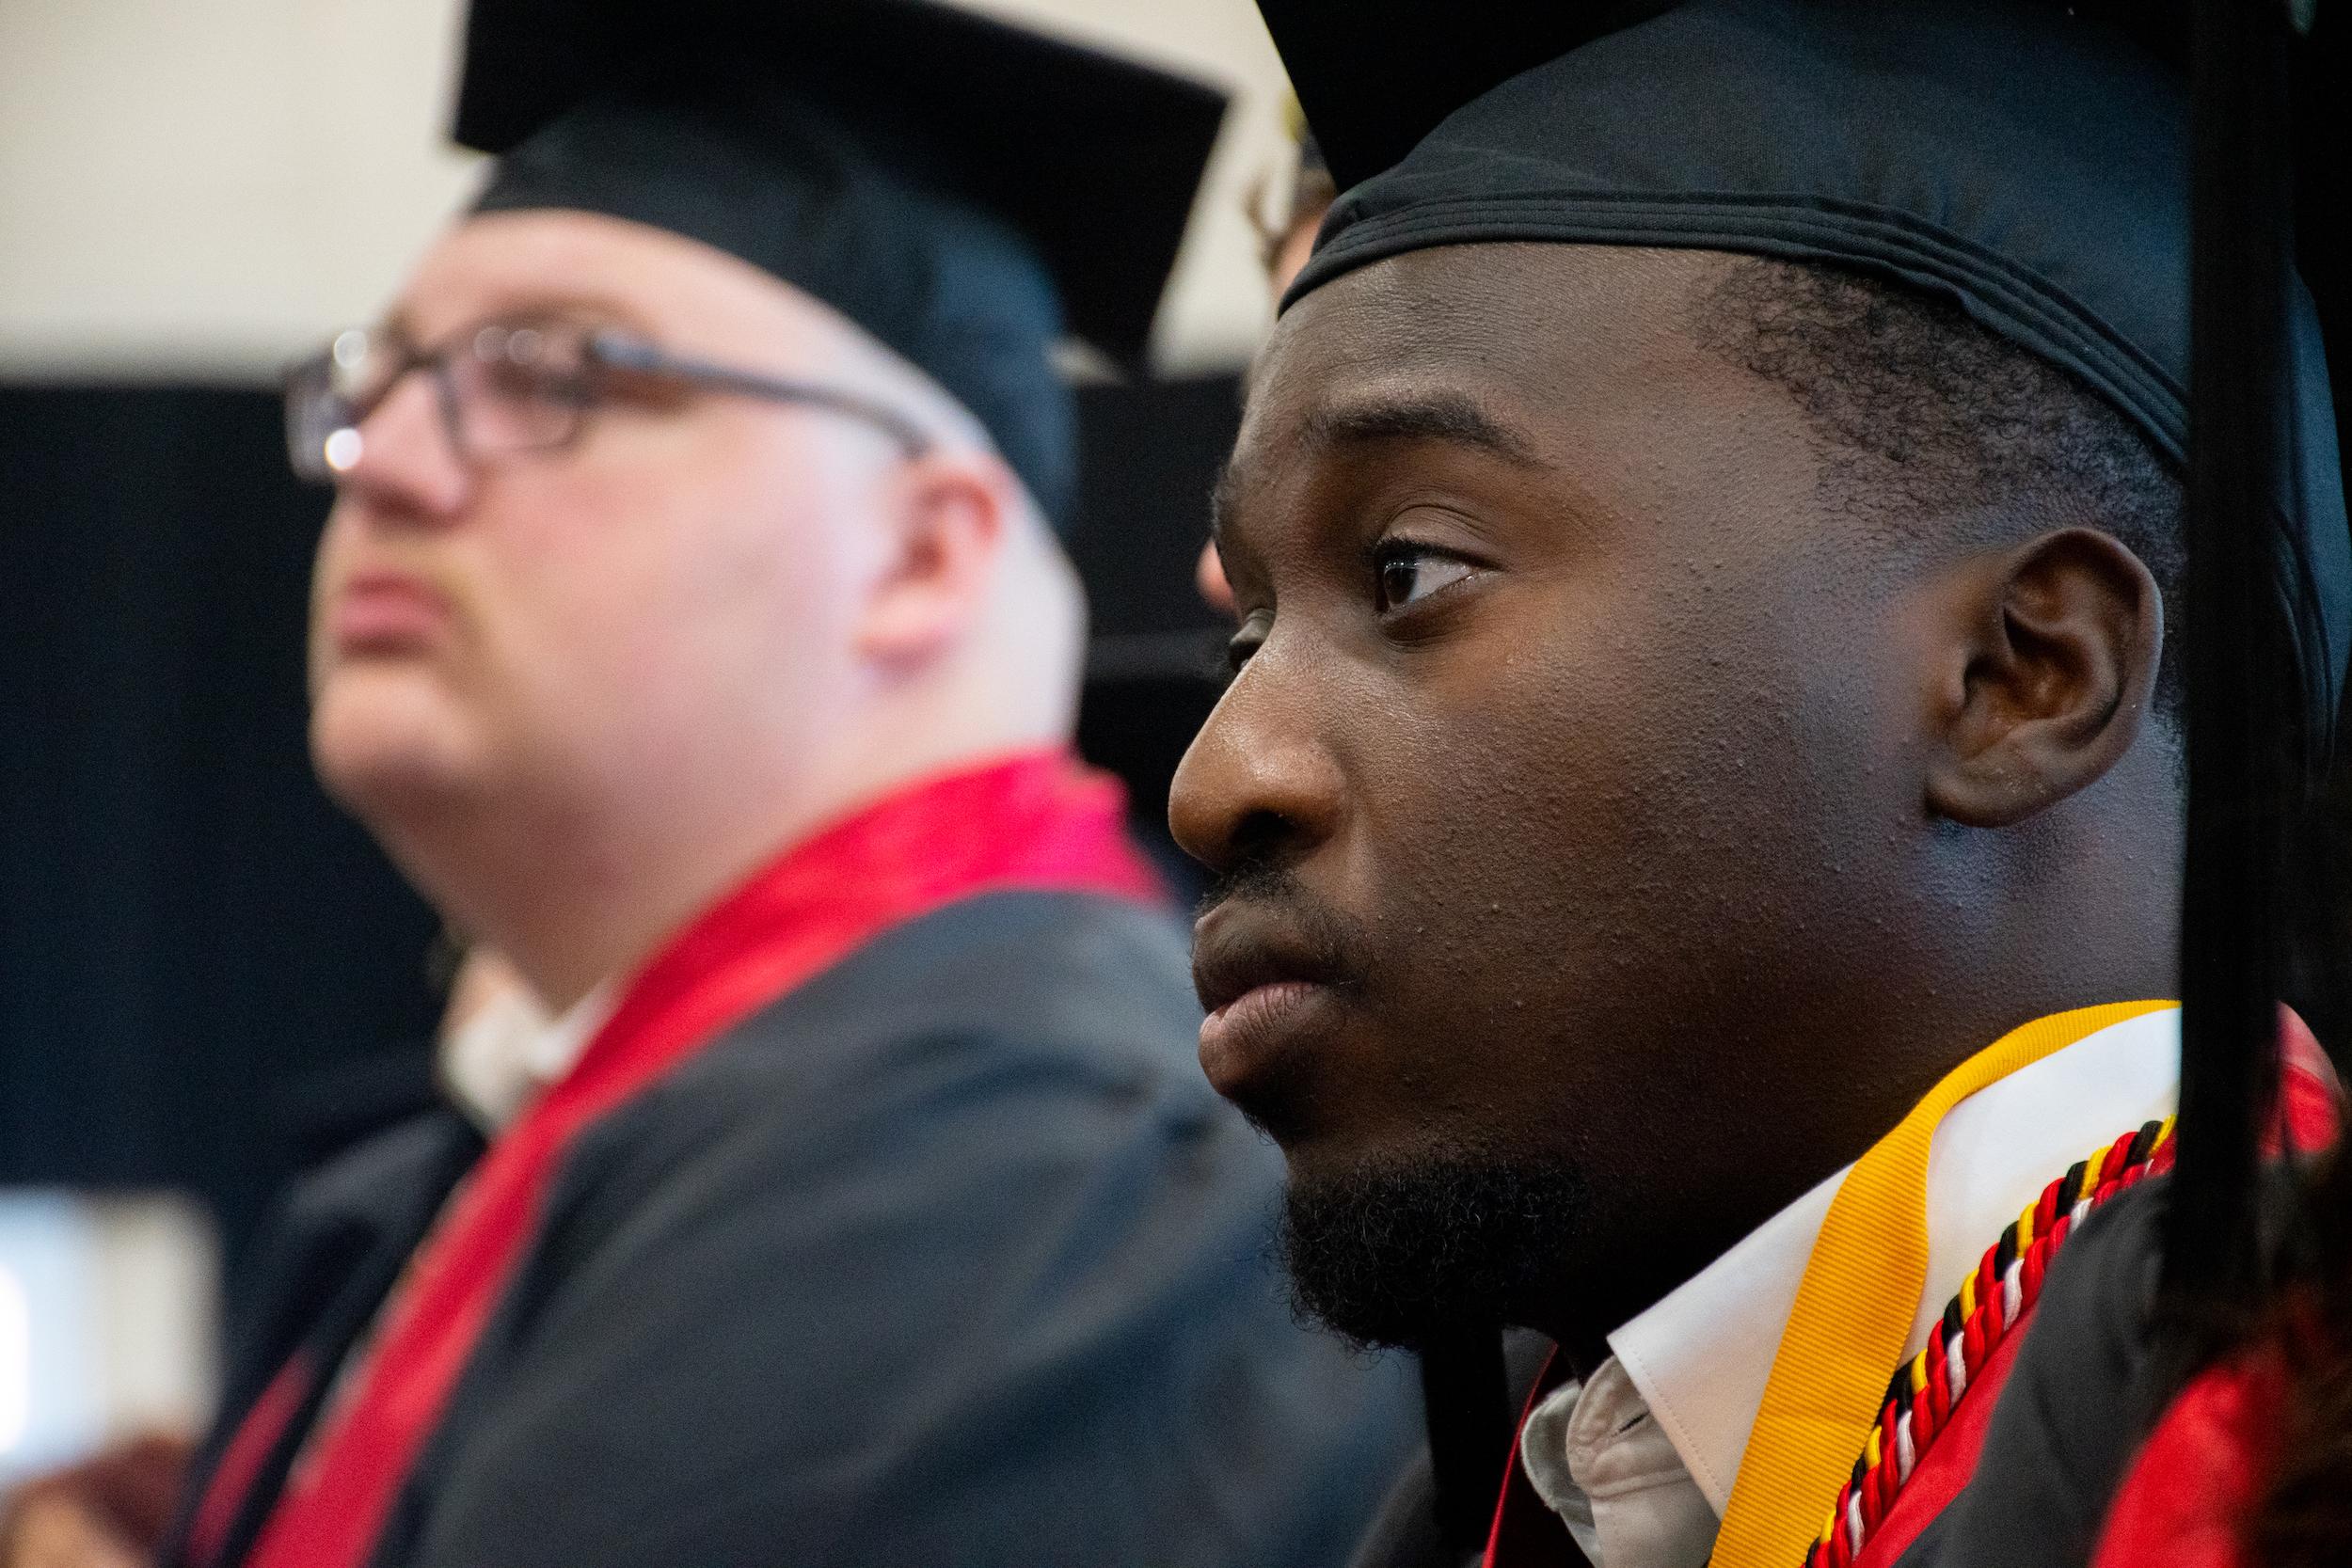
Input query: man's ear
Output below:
<box><xmin>1924</xmin><ymin>528</ymin><xmax>2164</xmax><ymax>828</ymax></box>
<box><xmin>854</xmin><ymin>449</ymin><xmax>1014</xmax><ymax>668</ymax></box>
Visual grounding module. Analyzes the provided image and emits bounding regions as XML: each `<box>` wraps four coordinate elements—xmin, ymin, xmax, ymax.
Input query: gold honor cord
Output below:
<box><xmin>1708</xmin><ymin>1000</ymin><xmax>2177</xmax><ymax>1568</ymax></box>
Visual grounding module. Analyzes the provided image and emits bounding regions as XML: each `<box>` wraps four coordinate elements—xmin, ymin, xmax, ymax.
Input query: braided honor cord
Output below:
<box><xmin>1802</xmin><ymin>1117</ymin><xmax>2178</xmax><ymax>1568</ymax></box>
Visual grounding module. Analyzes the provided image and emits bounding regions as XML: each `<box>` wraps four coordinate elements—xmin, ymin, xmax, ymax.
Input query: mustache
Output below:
<box><xmin>1195</xmin><ymin>860</ymin><xmax>1375</xmax><ymax>994</ymax></box>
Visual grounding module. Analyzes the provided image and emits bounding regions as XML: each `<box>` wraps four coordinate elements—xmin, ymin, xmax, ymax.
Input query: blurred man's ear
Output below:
<box><xmin>854</xmin><ymin>448</ymin><xmax>1017</xmax><ymax>669</ymax></box>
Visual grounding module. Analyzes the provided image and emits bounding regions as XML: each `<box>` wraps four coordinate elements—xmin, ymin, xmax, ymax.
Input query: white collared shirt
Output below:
<box><xmin>439</xmin><ymin>980</ymin><xmax>613</xmax><ymax>1132</ymax></box>
<box><xmin>1518</xmin><ymin>1006</ymin><xmax>2182</xmax><ymax>1568</ymax></box>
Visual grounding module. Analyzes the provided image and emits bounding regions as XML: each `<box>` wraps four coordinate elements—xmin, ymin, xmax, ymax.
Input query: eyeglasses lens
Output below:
<box><xmin>283</xmin><ymin>328</ymin><xmax>384</xmax><ymax>483</ymax></box>
<box><xmin>282</xmin><ymin>320</ymin><xmax>594</xmax><ymax>484</ymax></box>
<box><xmin>453</xmin><ymin>323</ymin><xmax>590</xmax><ymax>455</ymax></box>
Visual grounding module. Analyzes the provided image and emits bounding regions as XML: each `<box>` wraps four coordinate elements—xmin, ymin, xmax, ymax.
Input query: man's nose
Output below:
<box><xmin>1168</xmin><ymin>647</ymin><xmax>1345</xmax><ymax>875</ymax></box>
<box><xmin>335</xmin><ymin>371</ymin><xmax>471</xmax><ymax>522</ymax></box>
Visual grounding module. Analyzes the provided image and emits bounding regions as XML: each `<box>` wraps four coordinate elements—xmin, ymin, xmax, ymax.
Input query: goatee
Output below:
<box><xmin>1278</xmin><ymin>1151</ymin><xmax>1598</xmax><ymax>1351</ymax></box>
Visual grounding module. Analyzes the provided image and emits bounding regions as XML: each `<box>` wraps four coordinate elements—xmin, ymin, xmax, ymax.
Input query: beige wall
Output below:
<box><xmin>0</xmin><ymin>0</ymin><xmax>1296</xmax><ymax>381</ymax></box>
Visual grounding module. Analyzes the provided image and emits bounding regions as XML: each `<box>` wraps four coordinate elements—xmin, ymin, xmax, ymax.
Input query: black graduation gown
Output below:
<box><xmin>166</xmin><ymin>890</ymin><xmax>1420</xmax><ymax>1568</ymax></box>
<box><xmin>1882</xmin><ymin>1178</ymin><xmax>2187</xmax><ymax>1568</ymax></box>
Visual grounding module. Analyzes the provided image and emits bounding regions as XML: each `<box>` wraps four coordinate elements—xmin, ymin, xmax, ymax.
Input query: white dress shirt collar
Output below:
<box><xmin>1519</xmin><ymin>1006</ymin><xmax>2182</xmax><ymax>1567</ymax></box>
<box><xmin>439</xmin><ymin>980</ymin><xmax>613</xmax><ymax>1133</ymax></box>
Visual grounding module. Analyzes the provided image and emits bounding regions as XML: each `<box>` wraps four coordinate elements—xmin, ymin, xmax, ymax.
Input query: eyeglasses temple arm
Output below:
<box><xmin>584</xmin><ymin>333</ymin><xmax>932</xmax><ymax>456</ymax></box>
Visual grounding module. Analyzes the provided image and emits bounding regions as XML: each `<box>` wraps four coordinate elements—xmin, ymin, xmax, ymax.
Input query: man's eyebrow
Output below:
<box><xmin>1297</xmin><ymin>389</ymin><xmax>1544</xmax><ymax>467</ymax></box>
<box><xmin>378</xmin><ymin>292</ymin><xmax>660</xmax><ymax>345</ymax></box>
<box><xmin>1211</xmin><ymin>388</ymin><xmax>1545</xmax><ymax>544</ymax></box>
<box><xmin>486</xmin><ymin>291</ymin><xmax>660</xmax><ymax>334</ymax></box>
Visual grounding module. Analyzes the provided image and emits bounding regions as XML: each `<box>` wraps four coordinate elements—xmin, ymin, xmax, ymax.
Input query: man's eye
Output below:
<box><xmin>1374</xmin><ymin>546</ymin><xmax>1476</xmax><ymax>613</ymax></box>
<box><xmin>483</xmin><ymin>365</ymin><xmax>575</xmax><ymax>407</ymax></box>
<box><xmin>473</xmin><ymin>325</ymin><xmax>597</xmax><ymax>407</ymax></box>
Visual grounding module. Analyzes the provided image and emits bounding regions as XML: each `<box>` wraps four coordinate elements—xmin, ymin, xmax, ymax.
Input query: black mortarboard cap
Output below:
<box><xmin>1259</xmin><ymin>0</ymin><xmax>2351</xmax><ymax>742</ymax></box>
<box><xmin>452</xmin><ymin>0</ymin><xmax>1230</xmax><ymax>527</ymax></box>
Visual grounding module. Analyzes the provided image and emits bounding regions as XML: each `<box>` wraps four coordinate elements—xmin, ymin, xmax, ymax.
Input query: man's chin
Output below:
<box><xmin>310</xmin><ymin>677</ymin><xmax>486</xmax><ymax>822</ymax></box>
<box><xmin>1277</xmin><ymin>1150</ymin><xmax>1597</xmax><ymax>1352</ymax></box>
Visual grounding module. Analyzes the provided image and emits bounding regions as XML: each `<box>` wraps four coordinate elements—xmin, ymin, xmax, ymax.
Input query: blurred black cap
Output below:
<box><xmin>453</xmin><ymin>0</ymin><xmax>1231</xmax><ymax>524</ymax></box>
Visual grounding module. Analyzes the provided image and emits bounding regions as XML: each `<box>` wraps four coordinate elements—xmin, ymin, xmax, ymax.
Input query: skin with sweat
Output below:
<box><xmin>1169</xmin><ymin>243</ymin><xmax>2180</xmax><ymax>1358</ymax></box>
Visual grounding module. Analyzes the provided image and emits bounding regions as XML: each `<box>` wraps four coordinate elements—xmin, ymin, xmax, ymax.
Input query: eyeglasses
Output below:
<box><xmin>282</xmin><ymin>315</ymin><xmax>932</xmax><ymax>484</ymax></box>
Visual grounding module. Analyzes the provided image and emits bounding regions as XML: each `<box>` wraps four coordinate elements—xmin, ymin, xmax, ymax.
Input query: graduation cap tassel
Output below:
<box><xmin>2164</xmin><ymin>0</ymin><xmax>2302</xmax><ymax>1346</ymax></box>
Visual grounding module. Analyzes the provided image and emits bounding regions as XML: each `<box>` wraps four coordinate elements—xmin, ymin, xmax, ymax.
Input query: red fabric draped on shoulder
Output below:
<box><xmin>2090</xmin><ymin>1008</ymin><xmax>2341</xmax><ymax>1568</ymax></box>
<box><xmin>2090</xmin><ymin>1349</ymin><xmax>2288</xmax><ymax>1568</ymax></box>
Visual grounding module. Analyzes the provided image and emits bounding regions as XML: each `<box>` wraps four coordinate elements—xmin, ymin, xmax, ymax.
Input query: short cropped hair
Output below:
<box><xmin>1695</xmin><ymin>256</ymin><xmax>2187</xmax><ymax>720</ymax></box>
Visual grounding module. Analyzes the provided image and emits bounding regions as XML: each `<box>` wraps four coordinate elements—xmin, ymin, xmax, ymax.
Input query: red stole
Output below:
<box><xmin>230</xmin><ymin>751</ymin><xmax>1161</xmax><ymax>1568</ymax></box>
<box><xmin>2087</xmin><ymin>1343</ymin><xmax>2288</xmax><ymax>1568</ymax></box>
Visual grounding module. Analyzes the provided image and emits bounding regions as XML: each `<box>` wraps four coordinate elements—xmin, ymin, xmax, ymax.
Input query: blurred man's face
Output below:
<box><xmin>308</xmin><ymin>211</ymin><xmax>910</xmax><ymax>840</ymax></box>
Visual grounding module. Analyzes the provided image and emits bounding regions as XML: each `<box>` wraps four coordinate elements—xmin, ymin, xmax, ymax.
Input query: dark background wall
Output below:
<box><xmin>0</xmin><ymin>374</ymin><xmax>1239</xmax><ymax>1282</ymax></box>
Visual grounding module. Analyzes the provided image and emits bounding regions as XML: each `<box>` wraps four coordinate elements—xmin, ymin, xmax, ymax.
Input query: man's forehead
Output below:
<box><xmin>1224</xmin><ymin>376</ymin><xmax>1543</xmax><ymax>505</ymax></box>
<box><xmin>1216</xmin><ymin>245</ymin><xmax>1810</xmax><ymax>552</ymax></box>
<box><xmin>1276</xmin><ymin>242</ymin><xmax>1725</xmax><ymax>347</ymax></box>
<box><xmin>1248</xmin><ymin>245</ymin><xmax>1724</xmax><ymax>420</ymax></box>
<box><xmin>1224</xmin><ymin>251</ymin><xmax>1709</xmax><ymax>509</ymax></box>
<box><xmin>390</xmin><ymin>210</ymin><xmax>801</xmax><ymax>344</ymax></box>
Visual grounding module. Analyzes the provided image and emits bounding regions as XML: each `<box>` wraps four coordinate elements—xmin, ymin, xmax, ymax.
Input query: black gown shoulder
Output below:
<box><xmin>377</xmin><ymin>888</ymin><xmax>1420</xmax><ymax>1568</ymax></box>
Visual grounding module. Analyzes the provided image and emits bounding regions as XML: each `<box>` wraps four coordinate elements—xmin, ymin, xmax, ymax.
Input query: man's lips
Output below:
<box><xmin>1198</xmin><ymin>979</ymin><xmax>1343</xmax><ymax>1101</ymax></box>
<box><xmin>332</xmin><ymin>571</ymin><xmax>450</xmax><ymax>653</ymax></box>
<box><xmin>1191</xmin><ymin>902</ymin><xmax>1352</xmax><ymax>1103</ymax></box>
